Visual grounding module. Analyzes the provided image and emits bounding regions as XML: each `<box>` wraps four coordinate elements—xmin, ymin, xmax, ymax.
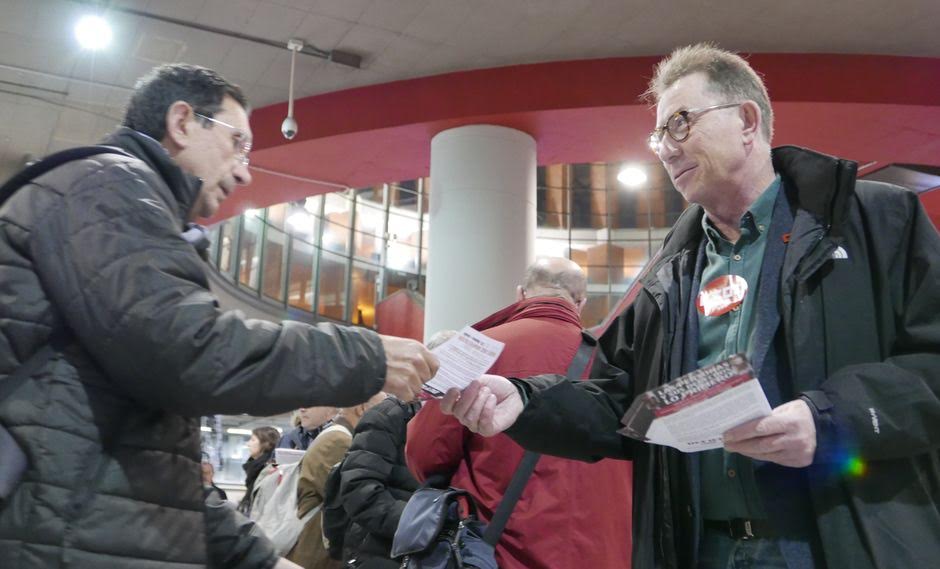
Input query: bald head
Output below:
<box><xmin>520</xmin><ymin>257</ymin><xmax>587</xmax><ymax>307</ymax></box>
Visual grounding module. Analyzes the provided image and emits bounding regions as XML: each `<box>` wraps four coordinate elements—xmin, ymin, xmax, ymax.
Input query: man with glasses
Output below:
<box><xmin>0</xmin><ymin>63</ymin><xmax>438</xmax><ymax>568</ymax></box>
<box><xmin>442</xmin><ymin>44</ymin><xmax>940</xmax><ymax>569</ymax></box>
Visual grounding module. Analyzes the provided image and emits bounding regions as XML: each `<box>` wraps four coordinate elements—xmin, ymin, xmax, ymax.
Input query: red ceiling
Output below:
<box><xmin>210</xmin><ymin>53</ymin><xmax>940</xmax><ymax>225</ymax></box>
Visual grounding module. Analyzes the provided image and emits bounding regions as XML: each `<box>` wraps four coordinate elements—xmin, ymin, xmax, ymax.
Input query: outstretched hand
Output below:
<box><xmin>379</xmin><ymin>334</ymin><xmax>440</xmax><ymax>401</ymax></box>
<box><xmin>439</xmin><ymin>374</ymin><xmax>524</xmax><ymax>437</ymax></box>
<box><xmin>723</xmin><ymin>399</ymin><xmax>817</xmax><ymax>467</ymax></box>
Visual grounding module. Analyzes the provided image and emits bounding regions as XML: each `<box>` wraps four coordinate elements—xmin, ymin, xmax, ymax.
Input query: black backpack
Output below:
<box><xmin>321</xmin><ymin>456</ymin><xmax>350</xmax><ymax>560</ymax></box>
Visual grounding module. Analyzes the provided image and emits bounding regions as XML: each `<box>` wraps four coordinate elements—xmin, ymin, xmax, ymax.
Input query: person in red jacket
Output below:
<box><xmin>405</xmin><ymin>257</ymin><xmax>633</xmax><ymax>569</ymax></box>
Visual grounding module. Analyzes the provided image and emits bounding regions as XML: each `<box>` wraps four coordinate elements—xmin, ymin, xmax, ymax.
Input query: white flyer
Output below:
<box><xmin>618</xmin><ymin>354</ymin><xmax>772</xmax><ymax>452</ymax></box>
<box><xmin>422</xmin><ymin>326</ymin><xmax>505</xmax><ymax>398</ymax></box>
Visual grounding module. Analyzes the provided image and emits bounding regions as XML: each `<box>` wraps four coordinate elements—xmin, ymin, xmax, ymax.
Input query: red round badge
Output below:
<box><xmin>696</xmin><ymin>275</ymin><xmax>748</xmax><ymax>316</ymax></box>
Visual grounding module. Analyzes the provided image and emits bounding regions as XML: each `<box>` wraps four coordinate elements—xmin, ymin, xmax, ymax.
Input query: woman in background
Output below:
<box><xmin>237</xmin><ymin>426</ymin><xmax>280</xmax><ymax>515</ymax></box>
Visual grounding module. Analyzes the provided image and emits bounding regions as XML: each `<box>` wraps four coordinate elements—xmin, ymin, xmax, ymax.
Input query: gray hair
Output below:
<box><xmin>523</xmin><ymin>259</ymin><xmax>587</xmax><ymax>304</ymax></box>
<box><xmin>645</xmin><ymin>42</ymin><xmax>774</xmax><ymax>142</ymax></box>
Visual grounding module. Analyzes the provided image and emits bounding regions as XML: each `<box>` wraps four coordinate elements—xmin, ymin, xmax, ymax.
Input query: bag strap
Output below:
<box><xmin>481</xmin><ymin>332</ymin><xmax>598</xmax><ymax>545</ymax></box>
<box><xmin>0</xmin><ymin>145</ymin><xmax>127</xmax><ymax>207</ymax></box>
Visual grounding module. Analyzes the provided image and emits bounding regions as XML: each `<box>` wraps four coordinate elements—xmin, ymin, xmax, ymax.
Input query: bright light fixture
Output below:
<box><xmin>617</xmin><ymin>165</ymin><xmax>648</xmax><ymax>188</ymax></box>
<box><xmin>287</xmin><ymin>211</ymin><xmax>315</xmax><ymax>233</ymax></box>
<box><xmin>74</xmin><ymin>15</ymin><xmax>112</xmax><ymax>51</ymax></box>
<box><xmin>226</xmin><ymin>428</ymin><xmax>253</xmax><ymax>436</ymax></box>
<box><xmin>244</xmin><ymin>208</ymin><xmax>262</xmax><ymax>219</ymax></box>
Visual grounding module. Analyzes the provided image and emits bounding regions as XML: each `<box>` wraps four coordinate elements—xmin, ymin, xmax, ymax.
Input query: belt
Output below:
<box><xmin>704</xmin><ymin>518</ymin><xmax>776</xmax><ymax>540</ymax></box>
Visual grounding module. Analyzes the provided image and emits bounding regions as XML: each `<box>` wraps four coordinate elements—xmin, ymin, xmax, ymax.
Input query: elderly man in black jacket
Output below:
<box><xmin>0</xmin><ymin>63</ymin><xmax>437</xmax><ymax>568</ymax></box>
<box><xmin>443</xmin><ymin>44</ymin><xmax>940</xmax><ymax>569</ymax></box>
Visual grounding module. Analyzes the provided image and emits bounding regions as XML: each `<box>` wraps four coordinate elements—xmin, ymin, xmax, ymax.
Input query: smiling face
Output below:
<box><xmin>169</xmin><ymin>95</ymin><xmax>253</xmax><ymax>220</ymax></box>
<box><xmin>653</xmin><ymin>72</ymin><xmax>748</xmax><ymax>209</ymax></box>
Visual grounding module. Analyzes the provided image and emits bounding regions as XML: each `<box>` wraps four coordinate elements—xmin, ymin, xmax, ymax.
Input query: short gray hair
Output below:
<box><xmin>523</xmin><ymin>259</ymin><xmax>587</xmax><ymax>303</ymax></box>
<box><xmin>645</xmin><ymin>43</ymin><xmax>774</xmax><ymax>142</ymax></box>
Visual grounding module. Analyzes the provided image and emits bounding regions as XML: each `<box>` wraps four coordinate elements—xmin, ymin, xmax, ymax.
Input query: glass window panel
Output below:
<box><xmin>356</xmin><ymin>185</ymin><xmax>385</xmax><ymax>207</ymax></box>
<box><xmin>420</xmin><ymin>219</ymin><xmax>429</xmax><ymax>250</ymax></box>
<box><xmin>537</xmin><ymin>186</ymin><xmax>569</xmax><ymax>229</ymax></box>
<box><xmin>303</xmin><ymin>195</ymin><xmax>322</xmax><ymax>216</ymax></box>
<box><xmin>613</xmin><ymin>241</ymin><xmax>653</xmax><ymax>283</ymax></box>
<box><xmin>385</xmin><ymin>270</ymin><xmax>418</xmax><ymax>298</ymax></box>
<box><xmin>388</xmin><ymin>213</ymin><xmax>420</xmax><ymax>247</ymax></box>
<box><xmin>285</xmin><ymin>205</ymin><xmax>319</xmax><ymax>242</ymax></box>
<box><xmin>321</xmin><ymin>220</ymin><xmax>350</xmax><ymax>255</ymax></box>
<box><xmin>317</xmin><ymin>251</ymin><xmax>348</xmax><ymax>321</ymax></box>
<box><xmin>420</xmin><ymin>248</ymin><xmax>427</xmax><ymax>275</ymax></box>
<box><xmin>387</xmin><ymin>241</ymin><xmax>419</xmax><ymax>274</ymax></box>
<box><xmin>535</xmin><ymin>237</ymin><xmax>570</xmax><ymax>259</ymax></box>
<box><xmin>420</xmin><ymin>177</ymin><xmax>430</xmax><ymax>215</ymax></box>
<box><xmin>217</xmin><ymin>219</ymin><xmax>237</xmax><ymax>276</ymax></box>
<box><xmin>287</xmin><ymin>238</ymin><xmax>315</xmax><ymax>311</ymax></box>
<box><xmin>581</xmin><ymin>294</ymin><xmax>612</xmax><ymax>328</ymax></box>
<box><xmin>207</xmin><ymin>224</ymin><xmax>220</xmax><ymax>267</ymax></box>
<box><xmin>238</xmin><ymin>212</ymin><xmax>263</xmax><ymax>290</ymax></box>
<box><xmin>267</xmin><ymin>203</ymin><xmax>288</xmax><ymax>229</ymax></box>
<box><xmin>350</xmin><ymin>263</ymin><xmax>378</xmax><ymax>328</ymax></box>
<box><xmin>390</xmin><ymin>183</ymin><xmax>419</xmax><ymax>214</ymax></box>
<box><xmin>261</xmin><ymin>226</ymin><xmax>287</xmax><ymax>301</ymax></box>
<box><xmin>324</xmin><ymin>191</ymin><xmax>353</xmax><ymax>227</ymax></box>
<box><xmin>354</xmin><ymin>202</ymin><xmax>385</xmax><ymax>263</ymax></box>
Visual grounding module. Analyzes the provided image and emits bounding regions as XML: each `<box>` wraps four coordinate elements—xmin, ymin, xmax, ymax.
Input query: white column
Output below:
<box><xmin>424</xmin><ymin>125</ymin><xmax>536</xmax><ymax>340</ymax></box>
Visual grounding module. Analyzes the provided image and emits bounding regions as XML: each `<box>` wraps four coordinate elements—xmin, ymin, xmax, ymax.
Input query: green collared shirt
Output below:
<box><xmin>698</xmin><ymin>175</ymin><xmax>780</xmax><ymax>521</ymax></box>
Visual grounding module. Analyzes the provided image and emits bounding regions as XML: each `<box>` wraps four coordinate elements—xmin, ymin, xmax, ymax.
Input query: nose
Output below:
<box><xmin>233</xmin><ymin>161</ymin><xmax>252</xmax><ymax>186</ymax></box>
<box><xmin>655</xmin><ymin>134</ymin><xmax>681</xmax><ymax>164</ymax></box>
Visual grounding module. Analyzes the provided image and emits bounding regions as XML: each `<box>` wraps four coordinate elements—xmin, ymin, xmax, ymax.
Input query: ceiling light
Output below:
<box><xmin>617</xmin><ymin>165</ymin><xmax>648</xmax><ymax>188</ymax></box>
<box><xmin>287</xmin><ymin>211</ymin><xmax>315</xmax><ymax>233</ymax></box>
<box><xmin>226</xmin><ymin>428</ymin><xmax>253</xmax><ymax>436</ymax></box>
<box><xmin>74</xmin><ymin>15</ymin><xmax>112</xmax><ymax>51</ymax></box>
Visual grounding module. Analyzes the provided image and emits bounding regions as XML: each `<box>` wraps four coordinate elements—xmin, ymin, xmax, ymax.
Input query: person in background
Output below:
<box><xmin>238</xmin><ymin>426</ymin><xmax>281</xmax><ymax>515</ymax></box>
<box><xmin>338</xmin><ymin>396</ymin><xmax>423</xmax><ymax>569</ymax></box>
<box><xmin>278</xmin><ymin>407</ymin><xmax>336</xmax><ymax>451</ymax></box>
<box><xmin>202</xmin><ymin>452</ymin><xmax>228</xmax><ymax>501</ymax></box>
<box><xmin>287</xmin><ymin>393</ymin><xmax>388</xmax><ymax>569</ymax></box>
<box><xmin>407</xmin><ymin>258</ymin><xmax>632</xmax><ymax>569</ymax></box>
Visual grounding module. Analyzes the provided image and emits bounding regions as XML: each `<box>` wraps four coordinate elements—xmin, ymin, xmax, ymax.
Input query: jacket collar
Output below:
<box><xmin>472</xmin><ymin>296</ymin><xmax>582</xmax><ymax>331</ymax></box>
<box><xmin>641</xmin><ymin>145</ymin><xmax>858</xmax><ymax>290</ymax></box>
<box><xmin>101</xmin><ymin>127</ymin><xmax>203</xmax><ymax>224</ymax></box>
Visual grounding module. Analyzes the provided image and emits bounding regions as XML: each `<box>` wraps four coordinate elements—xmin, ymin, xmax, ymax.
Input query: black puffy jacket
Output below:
<box><xmin>340</xmin><ymin>398</ymin><xmax>421</xmax><ymax>565</ymax></box>
<box><xmin>0</xmin><ymin>128</ymin><xmax>387</xmax><ymax>568</ymax></box>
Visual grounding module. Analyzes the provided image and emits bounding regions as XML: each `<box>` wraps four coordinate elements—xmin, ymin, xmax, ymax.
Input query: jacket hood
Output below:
<box><xmin>472</xmin><ymin>296</ymin><xmax>582</xmax><ymax>331</ymax></box>
<box><xmin>101</xmin><ymin>127</ymin><xmax>203</xmax><ymax>224</ymax></box>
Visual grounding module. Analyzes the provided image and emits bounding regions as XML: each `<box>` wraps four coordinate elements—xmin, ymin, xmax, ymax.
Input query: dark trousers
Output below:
<box><xmin>697</xmin><ymin>526</ymin><xmax>789</xmax><ymax>569</ymax></box>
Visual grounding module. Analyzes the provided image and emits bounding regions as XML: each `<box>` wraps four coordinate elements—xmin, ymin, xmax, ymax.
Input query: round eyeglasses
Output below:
<box><xmin>194</xmin><ymin>112</ymin><xmax>252</xmax><ymax>166</ymax></box>
<box><xmin>648</xmin><ymin>102</ymin><xmax>742</xmax><ymax>153</ymax></box>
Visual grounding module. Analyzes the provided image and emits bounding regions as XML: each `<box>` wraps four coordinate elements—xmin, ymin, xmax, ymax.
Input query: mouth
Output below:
<box><xmin>673</xmin><ymin>165</ymin><xmax>696</xmax><ymax>182</ymax></box>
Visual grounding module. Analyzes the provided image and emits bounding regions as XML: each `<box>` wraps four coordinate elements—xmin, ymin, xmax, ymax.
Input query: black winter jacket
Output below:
<box><xmin>507</xmin><ymin>146</ymin><xmax>940</xmax><ymax>569</ymax></box>
<box><xmin>0</xmin><ymin>129</ymin><xmax>387</xmax><ymax>568</ymax></box>
<box><xmin>340</xmin><ymin>398</ymin><xmax>422</xmax><ymax>565</ymax></box>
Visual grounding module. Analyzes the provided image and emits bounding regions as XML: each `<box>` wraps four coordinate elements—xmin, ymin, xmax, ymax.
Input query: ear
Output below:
<box><xmin>515</xmin><ymin>285</ymin><xmax>525</xmax><ymax>302</ymax></box>
<box><xmin>163</xmin><ymin>100</ymin><xmax>194</xmax><ymax>152</ymax></box>
<box><xmin>739</xmin><ymin>100</ymin><xmax>762</xmax><ymax>145</ymax></box>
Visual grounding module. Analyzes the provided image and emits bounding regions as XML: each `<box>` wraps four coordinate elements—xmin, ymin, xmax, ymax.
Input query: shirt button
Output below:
<box><xmin>727</xmin><ymin>469</ymin><xmax>737</xmax><ymax>478</ymax></box>
<box><xmin>733</xmin><ymin>254</ymin><xmax>742</xmax><ymax>261</ymax></box>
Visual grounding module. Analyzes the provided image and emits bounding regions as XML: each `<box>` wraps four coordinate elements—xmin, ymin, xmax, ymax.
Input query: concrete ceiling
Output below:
<box><xmin>0</xmin><ymin>0</ymin><xmax>938</xmax><ymax>178</ymax></box>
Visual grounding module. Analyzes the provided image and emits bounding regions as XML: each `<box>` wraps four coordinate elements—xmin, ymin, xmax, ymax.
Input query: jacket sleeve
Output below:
<box><xmin>204</xmin><ymin>490</ymin><xmax>279</xmax><ymax>569</ymax></box>
<box><xmin>805</xmin><ymin>190</ymin><xmax>940</xmax><ymax>462</ymax></box>
<box><xmin>404</xmin><ymin>400</ymin><xmax>468</xmax><ymax>482</ymax></box>
<box><xmin>340</xmin><ymin>410</ymin><xmax>415</xmax><ymax>540</ymax></box>
<box><xmin>297</xmin><ymin>431</ymin><xmax>351</xmax><ymax>518</ymax></box>
<box><xmin>504</xmin><ymin>307</ymin><xmax>640</xmax><ymax>462</ymax></box>
<box><xmin>30</xmin><ymin>159</ymin><xmax>385</xmax><ymax>416</ymax></box>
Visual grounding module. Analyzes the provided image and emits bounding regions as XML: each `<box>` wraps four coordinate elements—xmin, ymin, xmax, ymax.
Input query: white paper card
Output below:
<box><xmin>423</xmin><ymin>326</ymin><xmax>505</xmax><ymax>398</ymax></box>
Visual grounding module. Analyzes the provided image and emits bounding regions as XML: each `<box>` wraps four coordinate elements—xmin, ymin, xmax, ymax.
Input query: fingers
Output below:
<box><xmin>440</xmin><ymin>388</ymin><xmax>461</xmax><ymax>414</ymax></box>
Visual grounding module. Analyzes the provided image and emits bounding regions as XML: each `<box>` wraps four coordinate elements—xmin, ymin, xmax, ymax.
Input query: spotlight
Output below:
<box><xmin>74</xmin><ymin>15</ymin><xmax>112</xmax><ymax>51</ymax></box>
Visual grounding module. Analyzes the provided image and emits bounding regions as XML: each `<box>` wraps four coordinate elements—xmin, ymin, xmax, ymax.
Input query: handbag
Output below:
<box><xmin>391</xmin><ymin>333</ymin><xmax>598</xmax><ymax>568</ymax></box>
